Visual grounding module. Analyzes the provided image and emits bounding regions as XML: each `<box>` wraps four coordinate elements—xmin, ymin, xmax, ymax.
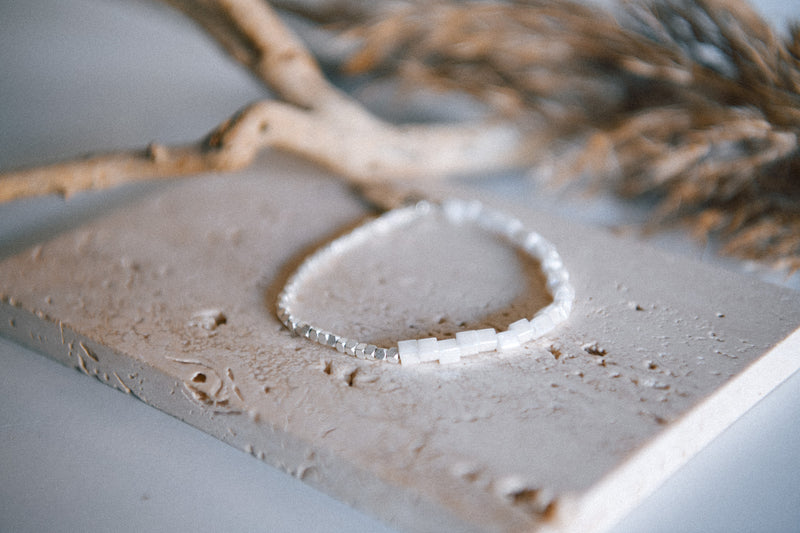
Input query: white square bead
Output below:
<box><xmin>554</xmin><ymin>284</ymin><xmax>575</xmax><ymax>304</ymax></box>
<box><xmin>437</xmin><ymin>338</ymin><xmax>461</xmax><ymax>364</ymax></box>
<box><xmin>475</xmin><ymin>328</ymin><xmax>498</xmax><ymax>352</ymax></box>
<box><xmin>548</xmin><ymin>304</ymin><xmax>568</xmax><ymax>323</ymax></box>
<box><xmin>508</xmin><ymin>318</ymin><xmax>534</xmax><ymax>342</ymax></box>
<box><xmin>398</xmin><ymin>339</ymin><xmax>421</xmax><ymax>366</ymax></box>
<box><xmin>531</xmin><ymin>314</ymin><xmax>556</xmax><ymax>337</ymax></box>
<box><xmin>418</xmin><ymin>337</ymin><xmax>439</xmax><ymax>362</ymax></box>
<box><xmin>545</xmin><ymin>305</ymin><xmax>565</xmax><ymax>324</ymax></box>
<box><xmin>497</xmin><ymin>330</ymin><xmax>522</xmax><ymax>352</ymax></box>
<box><xmin>456</xmin><ymin>330</ymin><xmax>481</xmax><ymax>356</ymax></box>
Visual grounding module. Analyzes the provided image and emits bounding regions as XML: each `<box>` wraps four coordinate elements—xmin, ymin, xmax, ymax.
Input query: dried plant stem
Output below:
<box><xmin>0</xmin><ymin>101</ymin><xmax>524</xmax><ymax>202</ymax></box>
<box><xmin>0</xmin><ymin>0</ymin><xmax>527</xmax><ymax>202</ymax></box>
<box><xmin>335</xmin><ymin>0</ymin><xmax>800</xmax><ymax>269</ymax></box>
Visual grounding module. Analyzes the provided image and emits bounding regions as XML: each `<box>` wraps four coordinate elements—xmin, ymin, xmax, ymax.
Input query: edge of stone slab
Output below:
<box><xmin>0</xmin><ymin>300</ymin><xmax>487</xmax><ymax>533</ymax></box>
<box><xmin>5</xmin><ymin>286</ymin><xmax>800</xmax><ymax>533</ymax></box>
<box><xmin>544</xmin><ymin>324</ymin><xmax>800</xmax><ymax>533</ymax></box>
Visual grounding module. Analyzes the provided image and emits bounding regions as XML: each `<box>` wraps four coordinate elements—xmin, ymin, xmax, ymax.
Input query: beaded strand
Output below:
<box><xmin>276</xmin><ymin>199</ymin><xmax>574</xmax><ymax>366</ymax></box>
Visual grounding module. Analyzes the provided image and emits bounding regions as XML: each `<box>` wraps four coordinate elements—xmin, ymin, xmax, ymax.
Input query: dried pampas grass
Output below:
<box><xmin>337</xmin><ymin>0</ymin><xmax>800</xmax><ymax>270</ymax></box>
<box><xmin>1</xmin><ymin>0</ymin><xmax>798</xmax><ymax>270</ymax></box>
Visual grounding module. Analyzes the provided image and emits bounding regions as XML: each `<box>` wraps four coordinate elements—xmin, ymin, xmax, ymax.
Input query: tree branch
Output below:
<box><xmin>0</xmin><ymin>0</ymin><xmax>529</xmax><ymax>203</ymax></box>
<box><xmin>0</xmin><ymin>99</ymin><xmax>527</xmax><ymax>202</ymax></box>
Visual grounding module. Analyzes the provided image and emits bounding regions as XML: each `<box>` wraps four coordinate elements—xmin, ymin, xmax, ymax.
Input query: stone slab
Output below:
<box><xmin>1</xmin><ymin>152</ymin><xmax>798</xmax><ymax>532</ymax></box>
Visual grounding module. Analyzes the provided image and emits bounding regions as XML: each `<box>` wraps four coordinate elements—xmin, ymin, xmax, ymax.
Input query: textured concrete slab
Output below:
<box><xmin>1</xmin><ymin>153</ymin><xmax>798</xmax><ymax>533</ymax></box>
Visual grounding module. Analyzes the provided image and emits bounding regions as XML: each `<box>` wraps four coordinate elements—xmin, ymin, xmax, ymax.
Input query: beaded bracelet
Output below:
<box><xmin>276</xmin><ymin>199</ymin><xmax>574</xmax><ymax>366</ymax></box>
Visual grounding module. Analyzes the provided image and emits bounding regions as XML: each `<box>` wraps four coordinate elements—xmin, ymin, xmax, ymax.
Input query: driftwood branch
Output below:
<box><xmin>0</xmin><ymin>99</ymin><xmax>525</xmax><ymax>202</ymax></box>
<box><xmin>0</xmin><ymin>0</ymin><xmax>528</xmax><ymax>202</ymax></box>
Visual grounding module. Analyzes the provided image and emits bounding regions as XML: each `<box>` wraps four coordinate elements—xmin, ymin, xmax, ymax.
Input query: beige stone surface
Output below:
<box><xmin>1</xmin><ymin>153</ymin><xmax>799</xmax><ymax>532</ymax></box>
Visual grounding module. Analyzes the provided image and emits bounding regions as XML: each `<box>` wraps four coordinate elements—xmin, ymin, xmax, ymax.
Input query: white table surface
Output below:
<box><xmin>1</xmin><ymin>1</ymin><xmax>798</xmax><ymax>531</ymax></box>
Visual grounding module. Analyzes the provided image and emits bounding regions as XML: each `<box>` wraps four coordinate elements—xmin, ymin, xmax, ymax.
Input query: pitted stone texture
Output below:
<box><xmin>1</xmin><ymin>154</ymin><xmax>799</xmax><ymax>533</ymax></box>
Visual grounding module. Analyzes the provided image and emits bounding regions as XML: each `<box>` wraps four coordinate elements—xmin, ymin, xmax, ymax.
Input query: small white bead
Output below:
<box><xmin>546</xmin><ymin>269</ymin><xmax>569</xmax><ymax>292</ymax></box>
<box><xmin>507</xmin><ymin>226</ymin><xmax>528</xmax><ymax>245</ymax></box>
<box><xmin>535</xmin><ymin>242</ymin><xmax>557</xmax><ymax>262</ymax></box>
<box><xmin>508</xmin><ymin>318</ymin><xmax>534</xmax><ymax>342</ymax></box>
<box><xmin>437</xmin><ymin>338</ymin><xmax>461</xmax><ymax>364</ymax></box>
<box><xmin>502</xmin><ymin>218</ymin><xmax>524</xmax><ymax>239</ymax></box>
<box><xmin>418</xmin><ymin>337</ymin><xmax>439</xmax><ymax>362</ymax></box>
<box><xmin>463</xmin><ymin>200</ymin><xmax>483</xmax><ymax>220</ymax></box>
<box><xmin>523</xmin><ymin>232</ymin><xmax>543</xmax><ymax>254</ymax></box>
<box><xmin>481</xmin><ymin>211</ymin><xmax>511</xmax><ymax>234</ymax></box>
<box><xmin>497</xmin><ymin>330</ymin><xmax>522</xmax><ymax>352</ymax></box>
<box><xmin>456</xmin><ymin>330</ymin><xmax>481</xmax><ymax>356</ymax></box>
<box><xmin>443</xmin><ymin>199</ymin><xmax>467</xmax><ymax>224</ymax></box>
<box><xmin>542</xmin><ymin>254</ymin><xmax>563</xmax><ymax>272</ymax></box>
<box><xmin>415</xmin><ymin>201</ymin><xmax>433</xmax><ymax>215</ymax></box>
<box><xmin>475</xmin><ymin>328</ymin><xmax>498</xmax><ymax>352</ymax></box>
